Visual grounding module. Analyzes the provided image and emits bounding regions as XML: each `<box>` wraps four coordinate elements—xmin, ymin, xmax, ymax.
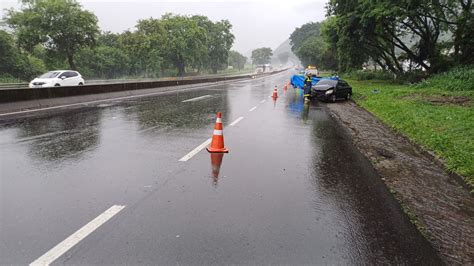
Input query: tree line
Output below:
<box><xmin>1</xmin><ymin>0</ymin><xmax>249</xmax><ymax>81</ymax></box>
<box><xmin>290</xmin><ymin>0</ymin><xmax>473</xmax><ymax>77</ymax></box>
<box><xmin>251</xmin><ymin>47</ymin><xmax>273</xmax><ymax>65</ymax></box>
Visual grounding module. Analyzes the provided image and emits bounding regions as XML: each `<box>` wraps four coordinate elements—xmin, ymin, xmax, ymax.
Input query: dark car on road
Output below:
<box><xmin>311</xmin><ymin>79</ymin><xmax>352</xmax><ymax>102</ymax></box>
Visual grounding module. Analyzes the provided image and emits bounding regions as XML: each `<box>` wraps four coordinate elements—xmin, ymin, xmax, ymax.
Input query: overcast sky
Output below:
<box><xmin>1</xmin><ymin>0</ymin><xmax>328</xmax><ymax>53</ymax></box>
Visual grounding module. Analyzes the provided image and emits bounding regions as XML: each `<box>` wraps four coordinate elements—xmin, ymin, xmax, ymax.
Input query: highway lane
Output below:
<box><xmin>0</xmin><ymin>72</ymin><xmax>442</xmax><ymax>264</ymax></box>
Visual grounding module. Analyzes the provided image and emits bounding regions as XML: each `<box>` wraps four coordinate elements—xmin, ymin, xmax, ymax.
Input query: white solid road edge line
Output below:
<box><xmin>229</xmin><ymin>116</ymin><xmax>244</xmax><ymax>127</ymax></box>
<box><xmin>178</xmin><ymin>138</ymin><xmax>212</xmax><ymax>162</ymax></box>
<box><xmin>30</xmin><ymin>205</ymin><xmax>125</xmax><ymax>266</ymax></box>
<box><xmin>249</xmin><ymin>106</ymin><xmax>257</xmax><ymax>112</ymax></box>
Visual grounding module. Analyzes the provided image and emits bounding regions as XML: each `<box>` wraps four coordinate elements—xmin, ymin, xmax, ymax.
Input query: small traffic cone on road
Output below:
<box><xmin>207</xmin><ymin>112</ymin><xmax>229</xmax><ymax>153</ymax></box>
<box><xmin>272</xmin><ymin>86</ymin><xmax>278</xmax><ymax>98</ymax></box>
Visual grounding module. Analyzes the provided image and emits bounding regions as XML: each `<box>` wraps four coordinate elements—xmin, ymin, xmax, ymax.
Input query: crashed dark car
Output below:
<box><xmin>311</xmin><ymin>79</ymin><xmax>352</xmax><ymax>102</ymax></box>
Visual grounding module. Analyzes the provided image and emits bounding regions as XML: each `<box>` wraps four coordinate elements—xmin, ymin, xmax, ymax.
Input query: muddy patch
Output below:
<box><xmin>401</xmin><ymin>94</ymin><xmax>471</xmax><ymax>106</ymax></box>
<box><xmin>425</xmin><ymin>95</ymin><xmax>471</xmax><ymax>106</ymax></box>
<box><xmin>326</xmin><ymin>101</ymin><xmax>474</xmax><ymax>265</ymax></box>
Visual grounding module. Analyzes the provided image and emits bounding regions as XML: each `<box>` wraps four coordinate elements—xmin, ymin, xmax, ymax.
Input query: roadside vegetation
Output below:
<box><xmin>290</xmin><ymin>0</ymin><xmax>473</xmax><ymax>74</ymax></box>
<box><xmin>289</xmin><ymin>0</ymin><xmax>474</xmax><ymax>189</ymax></box>
<box><xmin>344</xmin><ymin>68</ymin><xmax>474</xmax><ymax>189</ymax></box>
<box><xmin>0</xmin><ymin>0</ymin><xmax>255</xmax><ymax>81</ymax></box>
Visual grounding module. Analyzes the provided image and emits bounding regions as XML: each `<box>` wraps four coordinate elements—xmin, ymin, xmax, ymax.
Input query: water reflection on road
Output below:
<box><xmin>0</xmin><ymin>75</ymin><xmax>441</xmax><ymax>265</ymax></box>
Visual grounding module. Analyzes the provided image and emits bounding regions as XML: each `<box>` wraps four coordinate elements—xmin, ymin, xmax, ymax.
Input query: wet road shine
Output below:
<box><xmin>0</xmin><ymin>72</ymin><xmax>442</xmax><ymax>264</ymax></box>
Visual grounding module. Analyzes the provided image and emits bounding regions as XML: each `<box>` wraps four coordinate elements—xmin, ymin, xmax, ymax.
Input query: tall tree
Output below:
<box><xmin>228</xmin><ymin>51</ymin><xmax>247</xmax><ymax>71</ymax></box>
<box><xmin>295</xmin><ymin>37</ymin><xmax>325</xmax><ymax>67</ymax></box>
<box><xmin>326</xmin><ymin>0</ymin><xmax>450</xmax><ymax>73</ymax></box>
<box><xmin>320</xmin><ymin>17</ymin><xmax>339</xmax><ymax>70</ymax></box>
<box><xmin>430</xmin><ymin>0</ymin><xmax>474</xmax><ymax>65</ymax></box>
<box><xmin>277</xmin><ymin>52</ymin><xmax>290</xmax><ymax>65</ymax></box>
<box><xmin>160</xmin><ymin>14</ymin><xmax>207</xmax><ymax>76</ymax></box>
<box><xmin>289</xmin><ymin>22</ymin><xmax>322</xmax><ymax>53</ymax></box>
<box><xmin>118</xmin><ymin>30</ymin><xmax>149</xmax><ymax>77</ymax></box>
<box><xmin>251</xmin><ymin>47</ymin><xmax>273</xmax><ymax>65</ymax></box>
<box><xmin>0</xmin><ymin>30</ymin><xmax>45</xmax><ymax>80</ymax></box>
<box><xmin>191</xmin><ymin>16</ymin><xmax>235</xmax><ymax>73</ymax></box>
<box><xmin>76</xmin><ymin>46</ymin><xmax>129</xmax><ymax>79</ymax></box>
<box><xmin>290</xmin><ymin>20</ymin><xmax>339</xmax><ymax>70</ymax></box>
<box><xmin>0</xmin><ymin>30</ymin><xmax>22</xmax><ymax>77</ymax></box>
<box><xmin>98</xmin><ymin>31</ymin><xmax>121</xmax><ymax>48</ymax></box>
<box><xmin>6</xmin><ymin>0</ymin><xmax>99</xmax><ymax>70</ymax></box>
<box><xmin>135</xmin><ymin>18</ymin><xmax>168</xmax><ymax>77</ymax></box>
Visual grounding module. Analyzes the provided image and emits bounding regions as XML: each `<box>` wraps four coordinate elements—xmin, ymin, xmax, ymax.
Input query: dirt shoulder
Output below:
<box><xmin>326</xmin><ymin>101</ymin><xmax>474</xmax><ymax>265</ymax></box>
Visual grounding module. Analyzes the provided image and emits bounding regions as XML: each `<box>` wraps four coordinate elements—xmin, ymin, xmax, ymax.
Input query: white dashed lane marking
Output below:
<box><xmin>30</xmin><ymin>205</ymin><xmax>125</xmax><ymax>266</ymax></box>
<box><xmin>182</xmin><ymin>95</ymin><xmax>213</xmax><ymax>102</ymax></box>
<box><xmin>229</xmin><ymin>117</ymin><xmax>244</xmax><ymax>126</ymax></box>
<box><xmin>179</xmin><ymin>84</ymin><xmax>280</xmax><ymax>161</ymax></box>
<box><xmin>178</xmin><ymin>138</ymin><xmax>212</xmax><ymax>162</ymax></box>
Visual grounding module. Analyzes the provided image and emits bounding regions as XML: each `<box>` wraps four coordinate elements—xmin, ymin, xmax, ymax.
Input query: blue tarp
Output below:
<box><xmin>290</xmin><ymin>74</ymin><xmax>339</xmax><ymax>89</ymax></box>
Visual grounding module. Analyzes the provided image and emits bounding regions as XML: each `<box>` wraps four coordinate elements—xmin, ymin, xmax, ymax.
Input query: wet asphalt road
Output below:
<box><xmin>0</xmin><ymin>72</ymin><xmax>442</xmax><ymax>265</ymax></box>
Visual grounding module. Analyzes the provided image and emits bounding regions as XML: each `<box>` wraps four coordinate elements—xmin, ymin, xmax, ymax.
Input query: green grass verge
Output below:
<box><xmin>344</xmin><ymin>78</ymin><xmax>474</xmax><ymax>190</ymax></box>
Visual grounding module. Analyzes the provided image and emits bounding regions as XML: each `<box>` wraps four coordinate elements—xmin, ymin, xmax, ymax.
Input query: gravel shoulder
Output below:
<box><xmin>326</xmin><ymin>101</ymin><xmax>474</xmax><ymax>265</ymax></box>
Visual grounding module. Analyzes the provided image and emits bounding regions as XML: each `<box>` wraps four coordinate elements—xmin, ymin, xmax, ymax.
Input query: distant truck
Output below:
<box><xmin>264</xmin><ymin>64</ymin><xmax>273</xmax><ymax>73</ymax></box>
<box><xmin>255</xmin><ymin>64</ymin><xmax>273</xmax><ymax>74</ymax></box>
<box><xmin>305</xmin><ymin>68</ymin><xmax>320</xmax><ymax>77</ymax></box>
<box><xmin>305</xmin><ymin>66</ymin><xmax>320</xmax><ymax>77</ymax></box>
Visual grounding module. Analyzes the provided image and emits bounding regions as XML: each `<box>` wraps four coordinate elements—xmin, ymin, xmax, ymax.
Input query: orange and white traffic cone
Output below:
<box><xmin>272</xmin><ymin>86</ymin><xmax>278</xmax><ymax>98</ymax></box>
<box><xmin>207</xmin><ymin>112</ymin><xmax>229</xmax><ymax>153</ymax></box>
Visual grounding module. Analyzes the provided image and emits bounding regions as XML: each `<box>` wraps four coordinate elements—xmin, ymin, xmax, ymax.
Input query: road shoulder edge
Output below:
<box><xmin>325</xmin><ymin>100</ymin><xmax>474</xmax><ymax>265</ymax></box>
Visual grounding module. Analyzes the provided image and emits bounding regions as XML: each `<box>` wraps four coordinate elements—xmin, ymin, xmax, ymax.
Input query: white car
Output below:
<box><xmin>29</xmin><ymin>70</ymin><xmax>85</xmax><ymax>88</ymax></box>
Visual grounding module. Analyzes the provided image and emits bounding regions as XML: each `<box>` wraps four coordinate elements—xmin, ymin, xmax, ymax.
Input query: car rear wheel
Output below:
<box><xmin>78</xmin><ymin>82</ymin><xmax>83</xmax><ymax>86</ymax></box>
<box><xmin>54</xmin><ymin>84</ymin><xmax>60</xmax><ymax>87</ymax></box>
<box><xmin>331</xmin><ymin>94</ymin><xmax>336</xmax><ymax>103</ymax></box>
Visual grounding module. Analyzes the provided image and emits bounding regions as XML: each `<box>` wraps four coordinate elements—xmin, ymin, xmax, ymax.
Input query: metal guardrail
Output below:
<box><xmin>0</xmin><ymin>83</ymin><xmax>28</xmax><ymax>89</ymax></box>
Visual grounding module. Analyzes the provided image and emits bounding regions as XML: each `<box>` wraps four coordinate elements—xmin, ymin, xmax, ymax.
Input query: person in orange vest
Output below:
<box><xmin>303</xmin><ymin>74</ymin><xmax>312</xmax><ymax>101</ymax></box>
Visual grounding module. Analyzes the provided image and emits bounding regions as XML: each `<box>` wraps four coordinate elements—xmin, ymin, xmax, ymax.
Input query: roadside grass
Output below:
<box><xmin>344</xmin><ymin>78</ymin><xmax>474</xmax><ymax>190</ymax></box>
